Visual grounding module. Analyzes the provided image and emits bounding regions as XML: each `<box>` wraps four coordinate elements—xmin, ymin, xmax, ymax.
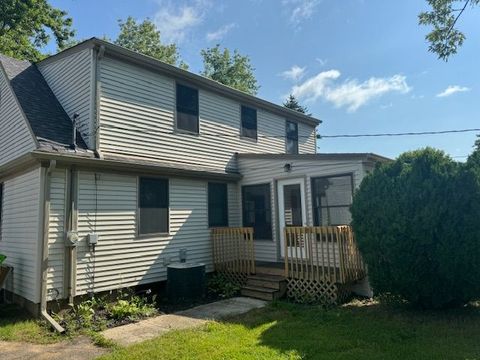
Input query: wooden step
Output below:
<box><xmin>255</xmin><ymin>266</ymin><xmax>285</xmax><ymax>276</ymax></box>
<box><xmin>240</xmin><ymin>285</ymin><xmax>280</xmax><ymax>301</ymax></box>
<box><xmin>247</xmin><ymin>275</ymin><xmax>286</xmax><ymax>291</ymax></box>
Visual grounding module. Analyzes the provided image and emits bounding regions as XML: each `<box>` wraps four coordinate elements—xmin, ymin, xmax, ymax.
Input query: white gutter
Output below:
<box><xmin>40</xmin><ymin>160</ymin><xmax>65</xmax><ymax>333</ymax></box>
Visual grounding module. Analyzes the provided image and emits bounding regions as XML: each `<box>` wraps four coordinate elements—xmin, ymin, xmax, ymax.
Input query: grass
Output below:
<box><xmin>0</xmin><ymin>304</ymin><xmax>116</xmax><ymax>348</ymax></box>
<box><xmin>0</xmin><ymin>304</ymin><xmax>60</xmax><ymax>344</ymax></box>
<box><xmin>99</xmin><ymin>300</ymin><xmax>480</xmax><ymax>360</ymax></box>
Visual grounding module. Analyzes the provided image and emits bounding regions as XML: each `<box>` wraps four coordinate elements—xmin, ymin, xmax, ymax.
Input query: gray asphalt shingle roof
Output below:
<box><xmin>0</xmin><ymin>54</ymin><xmax>87</xmax><ymax>149</ymax></box>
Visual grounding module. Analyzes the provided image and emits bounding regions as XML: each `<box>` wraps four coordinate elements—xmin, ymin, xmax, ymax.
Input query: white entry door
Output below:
<box><xmin>278</xmin><ymin>178</ymin><xmax>307</xmax><ymax>258</ymax></box>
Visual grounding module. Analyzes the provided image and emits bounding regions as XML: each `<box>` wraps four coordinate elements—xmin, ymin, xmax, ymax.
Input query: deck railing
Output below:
<box><xmin>211</xmin><ymin>227</ymin><xmax>255</xmax><ymax>275</ymax></box>
<box><xmin>284</xmin><ymin>225</ymin><xmax>365</xmax><ymax>284</ymax></box>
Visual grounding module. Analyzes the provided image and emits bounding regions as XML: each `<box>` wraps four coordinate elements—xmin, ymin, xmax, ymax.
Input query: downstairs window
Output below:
<box><xmin>208</xmin><ymin>183</ymin><xmax>228</xmax><ymax>227</ymax></box>
<box><xmin>242</xmin><ymin>184</ymin><xmax>272</xmax><ymax>240</ymax></box>
<box><xmin>311</xmin><ymin>174</ymin><xmax>353</xmax><ymax>226</ymax></box>
<box><xmin>139</xmin><ymin>177</ymin><xmax>169</xmax><ymax>235</ymax></box>
<box><xmin>0</xmin><ymin>183</ymin><xmax>3</xmax><ymax>240</ymax></box>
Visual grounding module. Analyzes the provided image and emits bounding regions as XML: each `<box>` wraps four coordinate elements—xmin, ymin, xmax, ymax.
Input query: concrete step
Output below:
<box><xmin>246</xmin><ymin>275</ymin><xmax>286</xmax><ymax>291</ymax></box>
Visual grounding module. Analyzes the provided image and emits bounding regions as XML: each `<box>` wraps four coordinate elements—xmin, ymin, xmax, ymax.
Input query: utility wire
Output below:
<box><xmin>78</xmin><ymin>123</ymin><xmax>480</xmax><ymax>140</ymax></box>
<box><xmin>319</xmin><ymin>128</ymin><xmax>480</xmax><ymax>139</ymax></box>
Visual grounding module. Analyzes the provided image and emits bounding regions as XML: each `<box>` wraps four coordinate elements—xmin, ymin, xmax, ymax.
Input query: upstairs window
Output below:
<box><xmin>286</xmin><ymin>120</ymin><xmax>298</xmax><ymax>154</ymax></box>
<box><xmin>176</xmin><ymin>83</ymin><xmax>199</xmax><ymax>133</ymax></box>
<box><xmin>139</xmin><ymin>177</ymin><xmax>169</xmax><ymax>235</ymax></box>
<box><xmin>208</xmin><ymin>183</ymin><xmax>228</xmax><ymax>227</ymax></box>
<box><xmin>242</xmin><ymin>184</ymin><xmax>272</xmax><ymax>240</ymax></box>
<box><xmin>241</xmin><ymin>105</ymin><xmax>257</xmax><ymax>140</ymax></box>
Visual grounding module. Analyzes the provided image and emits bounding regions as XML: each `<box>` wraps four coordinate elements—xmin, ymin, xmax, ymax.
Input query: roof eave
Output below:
<box><xmin>237</xmin><ymin>153</ymin><xmax>392</xmax><ymax>162</ymax></box>
<box><xmin>31</xmin><ymin>150</ymin><xmax>242</xmax><ymax>182</ymax></box>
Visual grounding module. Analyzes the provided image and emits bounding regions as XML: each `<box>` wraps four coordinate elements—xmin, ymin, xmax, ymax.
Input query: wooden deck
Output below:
<box><xmin>211</xmin><ymin>226</ymin><xmax>367</xmax><ymax>305</ymax></box>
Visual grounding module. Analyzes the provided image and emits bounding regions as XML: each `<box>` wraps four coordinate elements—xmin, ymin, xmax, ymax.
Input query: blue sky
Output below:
<box><xmin>49</xmin><ymin>0</ymin><xmax>480</xmax><ymax>159</ymax></box>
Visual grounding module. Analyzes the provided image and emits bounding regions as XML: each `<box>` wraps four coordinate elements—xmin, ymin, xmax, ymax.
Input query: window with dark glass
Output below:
<box><xmin>286</xmin><ymin>120</ymin><xmax>298</xmax><ymax>154</ymax></box>
<box><xmin>311</xmin><ymin>175</ymin><xmax>353</xmax><ymax>226</ymax></box>
<box><xmin>242</xmin><ymin>184</ymin><xmax>272</xmax><ymax>240</ymax></box>
<box><xmin>283</xmin><ymin>184</ymin><xmax>303</xmax><ymax>227</ymax></box>
<box><xmin>0</xmin><ymin>184</ymin><xmax>3</xmax><ymax>240</ymax></box>
<box><xmin>208</xmin><ymin>183</ymin><xmax>228</xmax><ymax>227</ymax></box>
<box><xmin>139</xmin><ymin>178</ymin><xmax>169</xmax><ymax>235</ymax></box>
<box><xmin>176</xmin><ymin>83</ymin><xmax>199</xmax><ymax>133</ymax></box>
<box><xmin>241</xmin><ymin>105</ymin><xmax>257</xmax><ymax>140</ymax></box>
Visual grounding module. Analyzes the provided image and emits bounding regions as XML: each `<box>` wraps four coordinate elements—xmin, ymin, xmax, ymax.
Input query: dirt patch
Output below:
<box><xmin>0</xmin><ymin>336</ymin><xmax>107</xmax><ymax>360</ymax></box>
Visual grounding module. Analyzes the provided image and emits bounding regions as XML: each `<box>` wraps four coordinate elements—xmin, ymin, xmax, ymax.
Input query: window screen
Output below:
<box><xmin>139</xmin><ymin>178</ymin><xmax>169</xmax><ymax>235</ymax></box>
<box><xmin>208</xmin><ymin>183</ymin><xmax>228</xmax><ymax>227</ymax></box>
<box><xmin>311</xmin><ymin>175</ymin><xmax>353</xmax><ymax>226</ymax></box>
<box><xmin>286</xmin><ymin>120</ymin><xmax>298</xmax><ymax>154</ymax></box>
<box><xmin>176</xmin><ymin>83</ymin><xmax>199</xmax><ymax>133</ymax></box>
<box><xmin>242</xmin><ymin>184</ymin><xmax>272</xmax><ymax>240</ymax></box>
<box><xmin>241</xmin><ymin>105</ymin><xmax>257</xmax><ymax>140</ymax></box>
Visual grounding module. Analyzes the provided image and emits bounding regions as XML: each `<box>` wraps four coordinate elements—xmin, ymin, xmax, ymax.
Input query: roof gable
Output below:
<box><xmin>0</xmin><ymin>54</ymin><xmax>87</xmax><ymax>149</ymax></box>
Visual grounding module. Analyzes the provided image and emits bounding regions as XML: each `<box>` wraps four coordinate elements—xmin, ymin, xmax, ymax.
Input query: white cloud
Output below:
<box><xmin>206</xmin><ymin>23</ymin><xmax>236</xmax><ymax>42</ymax></box>
<box><xmin>316</xmin><ymin>58</ymin><xmax>327</xmax><ymax>66</ymax></box>
<box><xmin>154</xmin><ymin>0</ymin><xmax>210</xmax><ymax>44</ymax></box>
<box><xmin>436</xmin><ymin>85</ymin><xmax>471</xmax><ymax>98</ymax></box>
<box><xmin>291</xmin><ymin>70</ymin><xmax>411</xmax><ymax>112</ymax></box>
<box><xmin>282</xmin><ymin>0</ymin><xmax>321</xmax><ymax>25</ymax></box>
<box><xmin>280</xmin><ymin>65</ymin><xmax>306</xmax><ymax>82</ymax></box>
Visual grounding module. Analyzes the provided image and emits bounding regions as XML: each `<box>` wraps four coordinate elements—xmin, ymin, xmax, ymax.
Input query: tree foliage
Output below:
<box><xmin>0</xmin><ymin>0</ymin><xmax>75</xmax><ymax>61</ymax></box>
<box><xmin>474</xmin><ymin>135</ymin><xmax>480</xmax><ymax>150</ymax></box>
<box><xmin>351</xmin><ymin>147</ymin><xmax>480</xmax><ymax>309</ymax></box>
<box><xmin>419</xmin><ymin>0</ymin><xmax>480</xmax><ymax>61</ymax></box>
<box><xmin>283</xmin><ymin>94</ymin><xmax>310</xmax><ymax>115</ymax></box>
<box><xmin>114</xmin><ymin>17</ymin><xmax>187</xmax><ymax>69</ymax></box>
<box><xmin>200</xmin><ymin>45</ymin><xmax>259</xmax><ymax>95</ymax></box>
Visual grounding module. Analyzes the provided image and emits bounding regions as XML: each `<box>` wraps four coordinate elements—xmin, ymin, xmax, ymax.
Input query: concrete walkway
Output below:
<box><xmin>101</xmin><ymin>297</ymin><xmax>266</xmax><ymax>346</ymax></box>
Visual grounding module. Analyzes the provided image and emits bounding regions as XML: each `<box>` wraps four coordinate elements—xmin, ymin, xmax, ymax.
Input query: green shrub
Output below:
<box><xmin>207</xmin><ymin>273</ymin><xmax>240</xmax><ymax>299</ymax></box>
<box><xmin>106</xmin><ymin>296</ymin><xmax>156</xmax><ymax>320</ymax></box>
<box><xmin>54</xmin><ymin>291</ymin><xmax>157</xmax><ymax>333</ymax></box>
<box><xmin>351</xmin><ymin>148</ymin><xmax>480</xmax><ymax>309</ymax></box>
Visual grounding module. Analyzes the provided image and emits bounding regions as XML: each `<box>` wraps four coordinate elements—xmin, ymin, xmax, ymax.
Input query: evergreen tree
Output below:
<box><xmin>283</xmin><ymin>94</ymin><xmax>310</xmax><ymax>115</ymax></box>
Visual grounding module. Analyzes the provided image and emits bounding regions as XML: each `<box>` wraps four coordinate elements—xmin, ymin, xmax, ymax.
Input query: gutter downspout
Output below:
<box><xmin>40</xmin><ymin>160</ymin><xmax>65</xmax><ymax>333</ymax></box>
<box><xmin>66</xmin><ymin>166</ymin><xmax>78</xmax><ymax>306</ymax></box>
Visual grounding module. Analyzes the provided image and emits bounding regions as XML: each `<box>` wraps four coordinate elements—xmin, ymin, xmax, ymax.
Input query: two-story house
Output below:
<box><xmin>0</xmin><ymin>38</ymin><xmax>387</xmax><ymax>322</ymax></box>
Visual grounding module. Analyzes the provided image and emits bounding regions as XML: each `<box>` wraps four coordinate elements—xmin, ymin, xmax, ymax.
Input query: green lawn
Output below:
<box><xmin>0</xmin><ymin>304</ymin><xmax>59</xmax><ymax>344</ymax></box>
<box><xmin>99</xmin><ymin>300</ymin><xmax>480</xmax><ymax>360</ymax></box>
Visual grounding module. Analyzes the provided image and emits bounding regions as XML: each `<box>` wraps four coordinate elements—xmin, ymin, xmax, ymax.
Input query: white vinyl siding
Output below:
<box><xmin>38</xmin><ymin>49</ymin><xmax>95</xmax><ymax>148</ymax></box>
<box><xmin>46</xmin><ymin>169</ymin><xmax>68</xmax><ymax>300</ymax></box>
<box><xmin>0</xmin><ymin>67</ymin><xmax>36</xmax><ymax>166</ymax></box>
<box><xmin>46</xmin><ymin>170</ymin><xmax>240</xmax><ymax>297</ymax></box>
<box><xmin>98</xmin><ymin>56</ymin><xmax>316</xmax><ymax>172</ymax></box>
<box><xmin>0</xmin><ymin>167</ymin><xmax>42</xmax><ymax>303</ymax></box>
<box><xmin>238</xmin><ymin>157</ymin><xmax>367</xmax><ymax>262</ymax></box>
<box><xmin>298</xmin><ymin>122</ymin><xmax>316</xmax><ymax>153</ymax></box>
